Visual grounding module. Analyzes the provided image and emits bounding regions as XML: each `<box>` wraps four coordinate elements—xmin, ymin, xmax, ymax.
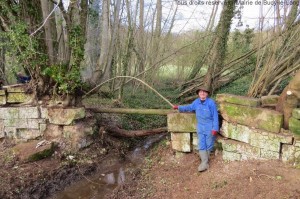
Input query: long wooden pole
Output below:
<box><xmin>88</xmin><ymin>108</ymin><xmax>177</xmax><ymax>115</ymax></box>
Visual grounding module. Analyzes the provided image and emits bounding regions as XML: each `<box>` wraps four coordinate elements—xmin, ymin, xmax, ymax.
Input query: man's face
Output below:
<box><xmin>198</xmin><ymin>90</ymin><xmax>208</xmax><ymax>100</ymax></box>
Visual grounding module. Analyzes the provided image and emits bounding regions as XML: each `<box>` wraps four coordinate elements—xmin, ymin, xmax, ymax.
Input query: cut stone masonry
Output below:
<box><xmin>0</xmin><ymin>85</ymin><xmax>96</xmax><ymax>151</ymax></box>
<box><xmin>167</xmin><ymin>93</ymin><xmax>300</xmax><ymax>166</ymax></box>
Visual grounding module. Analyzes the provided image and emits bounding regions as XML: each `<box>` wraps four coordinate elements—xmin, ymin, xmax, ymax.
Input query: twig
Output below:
<box><xmin>83</xmin><ymin>76</ymin><xmax>174</xmax><ymax>107</ymax></box>
<box><xmin>30</xmin><ymin>0</ymin><xmax>60</xmax><ymax>37</ymax></box>
<box><xmin>76</xmin><ymin>164</ymin><xmax>101</xmax><ymax>185</ymax></box>
<box><xmin>258</xmin><ymin>173</ymin><xmax>276</xmax><ymax>181</ymax></box>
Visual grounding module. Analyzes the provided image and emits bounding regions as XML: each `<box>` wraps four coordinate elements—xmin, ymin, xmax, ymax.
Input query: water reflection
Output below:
<box><xmin>53</xmin><ymin>167</ymin><xmax>126</xmax><ymax>199</ymax></box>
<box><xmin>103</xmin><ymin>167</ymin><xmax>125</xmax><ymax>185</ymax></box>
<box><xmin>52</xmin><ymin>134</ymin><xmax>166</xmax><ymax>199</ymax></box>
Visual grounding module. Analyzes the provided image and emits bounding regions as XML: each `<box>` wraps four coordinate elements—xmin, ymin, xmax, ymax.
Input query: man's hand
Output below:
<box><xmin>212</xmin><ymin>130</ymin><xmax>218</xmax><ymax>136</ymax></box>
<box><xmin>173</xmin><ymin>105</ymin><xmax>179</xmax><ymax>110</ymax></box>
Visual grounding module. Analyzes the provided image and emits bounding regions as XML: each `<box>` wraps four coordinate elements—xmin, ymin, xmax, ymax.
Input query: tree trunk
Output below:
<box><xmin>102</xmin><ymin>0</ymin><xmax>121</xmax><ymax>86</ymax></box>
<box><xmin>147</xmin><ymin>0</ymin><xmax>162</xmax><ymax>84</ymax></box>
<box><xmin>118</xmin><ymin>0</ymin><xmax>134</xmax><ymax>100</ymax></box>
<box><xmin>203</xmin><ymin>0</ymin><xmax>237</xmax><ymax>92</ymax></box>
<box><xmin>276</xmin><ymin>70</ymin><xmax>300</xmax><ymax>129</ymax></box>
<box><xmin>40</xmin><ymin>0</ymin><xmax>57</xmax><ymax>65</ymax></box>
<box><xmin>90</xmin><ymin>0</ymin><xmax>111</xmax><ymax>86</ymax></box>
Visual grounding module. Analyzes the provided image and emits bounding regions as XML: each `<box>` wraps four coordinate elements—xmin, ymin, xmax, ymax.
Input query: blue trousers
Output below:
<box><xmin>198</xmin><ymin>132</ymin><xmax>215</xmax><ymax>151</ymax></box>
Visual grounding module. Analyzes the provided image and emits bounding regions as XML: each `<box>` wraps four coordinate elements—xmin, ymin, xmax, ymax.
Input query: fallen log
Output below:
<box><xmin>102</xmin><ymin>126</ymin><xmax>168</xmax><ymax>137</ymax></box>
<box><xmin>88</xmin><ymin>108</ymin><xmax>177</xmax><ymax>115</ymax></box>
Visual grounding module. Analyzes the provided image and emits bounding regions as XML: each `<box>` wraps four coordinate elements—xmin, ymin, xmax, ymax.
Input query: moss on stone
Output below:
<box><xmin>6</xmin><ymin>86</ymin><xmax>26</xmax><ymax>93</ymax></box>
<box><xmin>261</xmin><ymin>95</ymin><xmax>279</xmax><ymax>106</ymax></box>
<box><xmin>289</xmin><ymin>117</ymin><xmax>300</xmax><ymax>136</ymax></box>
<box><xmin>0</xmin><ymin>96</ymin><xmax>6</xmax><ymax>105</ymax></box>
<box><xmin>27</xmin><ymin>142</ymin><xmax>57</xmax><ymax>162</ymax></box>
<box><xmin>48</xmin><ymin>107</ymin><xmax>86</xmax><ymax>125</ymax></box>
<box><xmin>171</xmin><ymin>132</ymin><xmax>191</xmax><ymax>152</ymax></box>
<box><xmin>7</xmin><ymin>93</ymin><xmax>33</xmax><ymax>103</ymax></box>
<box><xmin>292</xmin><ymin>109</ymin><xmax>300</xmax><ymax>120</ymax></box>
<box><xmin>216</xmin><ymin>94</ymin><xmax>260</xmax><ymax>107</ymax></box>
<box><xmin>220</xmin><ymin>103</ymin><xmax>283</xmax><ymax>133</ymax></box>
<box><xmin>167</xmin><ymin>113</ymin><xmax>197</xmax><ymax>132</ymax></box>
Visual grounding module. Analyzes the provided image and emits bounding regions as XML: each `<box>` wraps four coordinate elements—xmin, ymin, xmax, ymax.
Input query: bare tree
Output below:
<box><xmin>89</xmin><ymin>0</ymin><xmax>110</xmax><ymax>87</ymax></box>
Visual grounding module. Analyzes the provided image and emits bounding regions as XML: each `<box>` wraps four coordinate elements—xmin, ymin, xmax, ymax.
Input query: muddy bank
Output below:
<box><xmin>0</xmin><ymin>134</ymin><xmax>130</xmax><ymax>199</ymax></box>
<box><xmin>111</xmin><ymin>139</ymin><xmax>300</xmax><ymax>199</ymax></box>
<box><xmin>0</xmin><ymin>131</ymin><xmax>167</xmax><ymax>199</ymax></box>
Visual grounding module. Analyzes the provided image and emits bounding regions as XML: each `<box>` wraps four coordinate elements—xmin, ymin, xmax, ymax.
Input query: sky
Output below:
<box><xmin>161</xmin><ymin>0</ymin><xmax>289</xmax><ymax>33</ymax></box>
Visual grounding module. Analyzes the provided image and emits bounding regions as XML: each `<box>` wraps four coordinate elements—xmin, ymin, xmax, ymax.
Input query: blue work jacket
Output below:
<box><xmin>178</xmin><ymin>98</ymin><xmax>219</xmax><ymax>134</ymax></box>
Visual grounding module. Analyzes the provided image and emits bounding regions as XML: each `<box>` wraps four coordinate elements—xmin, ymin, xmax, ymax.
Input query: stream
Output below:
<box><xmin>52</xmin><ymin>134</ymin><xmax>166</xmax><ymax>199</ymax></box>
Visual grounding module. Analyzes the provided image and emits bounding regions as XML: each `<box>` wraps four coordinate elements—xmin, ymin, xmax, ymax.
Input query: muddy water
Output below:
<box><xmin>52</xmin><ymin>134</ymin><xmax>165</xmax><ymax>199</ymax></box>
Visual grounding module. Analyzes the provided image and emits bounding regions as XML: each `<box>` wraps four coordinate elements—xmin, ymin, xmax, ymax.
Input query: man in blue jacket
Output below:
<box><xmin>16</xmin><ymin>72</ymin><xmax>31</xmax><ymax>84</ymax></box>
<box><xmin>173</xmin><ymin>86</ymin><xmax>219</xmax><ymax>172</ymax></box>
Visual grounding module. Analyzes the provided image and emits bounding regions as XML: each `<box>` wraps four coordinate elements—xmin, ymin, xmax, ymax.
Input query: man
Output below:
<box><xmin>173</xmin><ymin>86</ymin><xmax>219</xmax><ymax>172</ymax></box>
<box><xmin>16</xmin><ymin>72</ymin><xmax>31</xmax><ymax>83</ymax></box>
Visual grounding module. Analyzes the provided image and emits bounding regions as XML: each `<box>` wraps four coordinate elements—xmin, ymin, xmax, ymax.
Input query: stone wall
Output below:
<box><xmin>0</xmin><ymin>85</ymin><xmax>97</xmax><ymax>151</ymax></box>
<box><xmin>167</xmin><ymin>94</ymin><xmax>300</xmax><ymax>166</ymax></box>
<box><xmin>216</xmin><ymin>94</ymin><xmax>299</xmax><ymax>165</ymax></box>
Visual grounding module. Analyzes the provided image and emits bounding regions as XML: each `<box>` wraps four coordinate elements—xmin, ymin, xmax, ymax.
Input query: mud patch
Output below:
<box><xmin>109</xmin><ymin>137</ymin><xmax>300</xmax><ymax>199</ymax></box>
<box><xmin>0</xmin><ymin>134</ymin><xmax>128</xmax><ymax>199</ymax></box>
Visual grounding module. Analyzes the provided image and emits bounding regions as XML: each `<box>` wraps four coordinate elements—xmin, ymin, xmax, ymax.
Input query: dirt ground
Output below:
<box><xmin>111</xmin><ymin>138</ymin><xmax>300</xmax><ymax>199</ymax></box>
<box><xmin>1</xmin><ymin>134</ymin><xmax>300</xmax><ymax>199</ymax></box>
<box><xmin>0</xmin><ymin>133</ymin><xmax>129</xmax><ymax>199</ymax></box>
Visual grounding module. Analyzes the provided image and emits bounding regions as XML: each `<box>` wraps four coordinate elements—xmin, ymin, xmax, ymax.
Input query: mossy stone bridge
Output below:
<box><xmin>0</xmin><ymin>84</ymin><xmax>299</xmax><ymax>165</ymax></box>
<box><xmin>93</xmin><ymin>94</ymin><xmax>300</xmax><ymax>165</ymax></box>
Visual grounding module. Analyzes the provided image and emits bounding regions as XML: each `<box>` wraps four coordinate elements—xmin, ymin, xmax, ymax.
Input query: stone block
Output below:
<box><xmin>44</xmin><ymin>124</ymin><xmax>63</xmax><ymax>139</ymax></box>
<box><xmin>222</xmin><ymin>151</ymin><xmax>241</xmax><ymax>161</ymax></box>
<box><xmin>4</xmin><ymin>127</ymin><xmax>17</xmax><ymax>139</ymax></box>
<box><xmin>39</xmin><ymin>123</ymin><xmax>47</xmax><ymax>133</ymax></box>
<box><xmin>0</xmin><ymin>95</ymin><xmax>6</xmax><ymax>105</ymax></box>
<box><xmin>16</xmin><ymin>129</ymin><xmax>43</xmax><ymax>141</ymax></box>
<box><xmin>63</xmin><ymin>118</ymin><xmax>97</xmax><ymax>150</ymax></box>
<box><xmin>219</xmin><ymin>103</ymin><xmax>283</xmax><ymax>133</ymax></box>
<box><xmin>216</xmin><ymin>94</ymin><xmax>261</xmax><ymax>107</ymax></box>
<box><xmin>40</xmin><ymin>107</ymin><xmax>48</xmax><ymax>119</ymax></box>
<box><xmin>7</xmin><ymin>93</ymin><xmax>34</xmax><ymax>104</ymax></box>
<box><xmin>289</xmin><ymin>117</ymin><xmax>300</xmax><ymax>136</ymax></box>
<box><xmin>3</xmin><ymin>118</ymin><xmax>45</xmax><ymax>129</ymax></box>
<box><xmin>219</xmin><ymin>138</ymin><xmax>260</xmax><ymax>160</ymax></box>
<box><xmin>19</xmin><ymin>107</ymin><xmax>39</xmax><ymax>118</ymax></box>
<box><xmin>294</xmin><ymin>137</ymin><xmax>300</xmax><ymax>147</ymax></box>
<box><xmin>4</xmin><ymin>118</ymin><xmax>28</xmax><ymax>128</ymax></box>
<box><xmin>48</xmin><ymin>107</ymin><xmax>86</xmax><ymax>125</ymax></box>
<box><xmin>260</xmin><ymin>149</ymin><xmax>280</xmax><ymax>160</ymax></box>
<box><xmin>27</xmin><ymin>119</ymin><xmax>46</xmax><ymax>129</ymax></box>
<box><xmin>250</xmin><ymin>130</ymin><xmax>293</xmax><ymax>152</ymax></box>
<box><xmin>292</xmin><ymin>109</ymin><xmax>300</xmax><ymax>120</ymax></box>
<box><xmin>192</xmin><ymin>133</ymin><xmax>198</xmax><ymax>150</ymax></box>
<box><xmin>221</xmin><ymin>120</ymin><xmax>251</xmax><ymax>143</ymax></box>
<box><xmin>282</xmin><ymin>144</ymin><xmax>296</xmax><ymax>163</ymax></box>
<box><xmin>171</xmin><ymin>132</ymin><xmax>191</xmax><ymax>152</ymax></box>
<box><xmin>221</xmin><ymin>121</ymin><xmax>293</xmax><ymax>152</ymax></box>
<box><xmin>0</xmin><ymin>108</ymin><xmax>19</xmax><ymax>119</ymax></box>
<box><xmin>261</xmin><ymin>95</ymin><xmax>279</xmax><ymax>107</ymax></box>
<box><xmin>5</xmin><ymin>85</ymin><xmax>26</xmax><ymax>93</ymax></box>
<box><xmin>0</xmin><ymin>90</ymin><xmax>6</xmax><ymax>95</ymax></box>
<box><xmin>12</xmin><ymin>140</ymin><xmax>53</xmax><ymax>161</ymax></box>
<box><xmin>167</xmin><ymin>113</ymin><xmax>196</xmax><ymax>133</ymax></box>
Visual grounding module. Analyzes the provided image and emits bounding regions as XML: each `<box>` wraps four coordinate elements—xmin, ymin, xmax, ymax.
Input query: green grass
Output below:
<box><xmin>215</xmin><ymin>74</ymin><xmax>253</xmax><ymax>96</ymax></box>
<box><xmin>121</xmin><ymin>85</ymin><xmax>181</xmax><ymax>130</ymax></box>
